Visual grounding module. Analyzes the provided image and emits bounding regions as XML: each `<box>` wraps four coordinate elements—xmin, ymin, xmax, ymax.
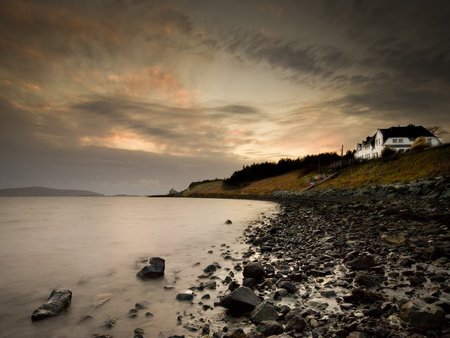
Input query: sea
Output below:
<box><xmin>0</xmin><ymin>197</ymin><xmax>276</xmax><ymax>338</ymax></box>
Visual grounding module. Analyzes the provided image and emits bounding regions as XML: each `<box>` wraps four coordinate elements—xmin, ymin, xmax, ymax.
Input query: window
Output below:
<box><xmin>393</xmin><ymin>139</ymin><xmax>397</xmax><ymax>143</ymax></box>
<box><xmin>398</xmin><ymin>139</ymin><xmax>403</xmax><ymax>143</ymax></box>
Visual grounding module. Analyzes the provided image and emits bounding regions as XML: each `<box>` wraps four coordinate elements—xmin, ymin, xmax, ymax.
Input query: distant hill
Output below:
<box><xmin>0</xmin><ymin>186</ymin><xmax>104</xmax><ymax>197</ymax></box>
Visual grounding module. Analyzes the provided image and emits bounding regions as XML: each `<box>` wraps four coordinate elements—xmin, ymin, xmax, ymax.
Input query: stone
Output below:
<box><xmin>348</xmin><ymin>254</ymin><xmax>376</xmax><ymax>270</ymax></box>
<box><xmin>204</xmin><ymin>264</ymin><xmax>218</xmax><ymax>274</ymax></box>
<box><xmin>319</xmin><ymin>289</ymin><xmax>336</xmax><ymax>298</ymax></box>
<box><xmin>31</xmin><ymin>289</ymin><xmax>72</xmax><ymax>321</ymax></box>
<box><xmin>381</xmin><ymin>233</ymin><xmax>406</xmax><ymax>245</ymax></box>
<box><xmin>250</xmin><ymin>302</ymin><xmax>278</xmax><ymax>323</ymax></box>
<box><xmin>278</xmin><ymin>281</ymin><xmax>296</xmax><ymax>293</ymax></box>
<box><xmin>285</xmin><ymin>311</ymin><xmax>306</xmax><ymax>333</ymax></box>
<box><xmin>225</xmin><ymin>219</ymin><xmax>233</xmax><ymax>224</ymax></box>
<box><xmin>136</xmin><ymin>257</ymin><xmax>165</xmax><ymax>279</ymax></box>
<box><xmin>399</xmin><ymin>301</ymin><xmax>445</xmax><ymax>331</ymax></box>
<box><xmin>204</xmin><ymin>280</ymin><xmax>217</xmax><ymax>290</ymax></box>
<box><xmin>243</xmin><ymin>262</ymin><xmax>266</xmax><ymax>283</ymax></box>
<box><xmin>176</xmin><ymin>290</ymin><xmax>194</xmax><ymax>301</ymax></box>
<box><xmin>219</xmin><ymin>286</ymin><xmax>262</xmax><ymax>314</ymax></box>
<box><xmin>256</xmin><ymin>320</ymin><xmax>284</xmax><ymax>336</ymax></box>
<box><xmin>354</xmin><ymin>273</ymin><xmax>381</xmax><ymax>288</ymax></box>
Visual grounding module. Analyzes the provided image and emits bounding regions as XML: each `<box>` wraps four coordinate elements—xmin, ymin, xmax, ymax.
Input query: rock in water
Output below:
<box><xmin>31</xmin><ymin>289</ymin><xmax>72</xmax><ymax>321</ymax></box>
<box><xmin>136</xmin><ymin>257</ymin><xmax>165</xmax><ymax>279</ymax></box>
<box><xmin>219</xmin><ymin>286</ymin><xmax>262</xmax><ymax>314</ymax></box>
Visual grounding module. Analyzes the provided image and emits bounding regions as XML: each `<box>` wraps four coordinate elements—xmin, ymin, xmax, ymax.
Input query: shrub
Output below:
<box><xmin>381</xmin><ymin>147</ymin><xmax>398</xmax><ymax>161</ymax></box>
<box><xmin>411</xmin><ymin>137</ymin><xmax>429</xmax><ymax>151</ymax></box>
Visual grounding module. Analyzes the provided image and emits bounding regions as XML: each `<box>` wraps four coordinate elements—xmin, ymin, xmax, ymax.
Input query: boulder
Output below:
<box><xmin>399</xmin><ymin>301</ymin><xmax>445</xmax><ymax>331</ymax></box>
<box><xmin>250</xmin><ymin>302</ymin><xmax>278</xmax><ymax>323</ymax></box>
<box><xmin>256</xmin><ymin>320</ymin><xmax>284</xmax><ymax>335</ymax></box>
<box><xmin>219</xmin><ymin>286</ymin><xmax>262</xmax><ymax>314</ymax></box>
<box><xmin>136</xmin><ymin>257</ymin><xmax>165</xmax><ymax>279</ymax></box>
<box><xmin>31</xmin><ymin>289</ymin><xmax>72</xmax><ymax>321</ymax></box>
<box><xmin>243</xmin><ymin>262</ymin><xmax>265</xmax><ymax>283</ymax></box>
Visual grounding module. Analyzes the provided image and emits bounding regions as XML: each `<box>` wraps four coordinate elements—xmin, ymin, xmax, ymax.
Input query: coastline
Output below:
<box><xmin>185</xmin><ymin>177</ymin><xmax>450</xmax><ymax>337</ymax></box>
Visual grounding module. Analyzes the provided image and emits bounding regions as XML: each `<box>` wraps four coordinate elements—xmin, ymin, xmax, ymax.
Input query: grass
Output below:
<box><xmin>182</xmin><ymin>144</ymin><xmax>450</xmax><ymax>197</ymax></box>
<box><xmin>318</xmin><ymin>144</ymin><xmax>450</xmax><ymax>189</ymax></box>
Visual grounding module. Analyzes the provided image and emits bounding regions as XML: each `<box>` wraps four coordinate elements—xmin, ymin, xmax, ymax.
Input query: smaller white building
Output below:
<box><xmin>355</xmin><ymin>125</ymin><xmax>441</xmax><ymax>160</ymax></box>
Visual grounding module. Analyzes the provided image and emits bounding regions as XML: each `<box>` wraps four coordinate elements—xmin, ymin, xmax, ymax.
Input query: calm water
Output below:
<box><xmin>0</xmin><ymin>197</ymin><xmax>276</xmax><ymax>338</ymax></box>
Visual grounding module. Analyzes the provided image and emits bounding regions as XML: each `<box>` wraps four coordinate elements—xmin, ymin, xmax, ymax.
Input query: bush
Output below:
<box><xmin>411</xmin><ymin>137</ymin><xmax>429</xmax><ymax>151</ymax></box>
<box><xmin>381</xmin><ymin>147</ymin><xmax>398</xmax><ymax>161</ymax></box>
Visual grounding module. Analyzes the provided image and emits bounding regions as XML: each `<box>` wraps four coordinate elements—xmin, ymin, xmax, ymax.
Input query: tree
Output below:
<box><xmin>427</xmin><ymin>126</ymin><xmax>448</xmax><ymax>139</ymax></box>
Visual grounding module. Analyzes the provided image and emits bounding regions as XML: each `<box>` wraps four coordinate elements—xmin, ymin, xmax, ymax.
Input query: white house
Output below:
<box><xmin>355</xmin><ymin>125</ymin><xmax>441</xmax><ymax>160</ymax></box>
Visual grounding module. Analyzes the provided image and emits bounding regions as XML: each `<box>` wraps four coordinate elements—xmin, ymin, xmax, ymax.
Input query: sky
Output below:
<box><xmin>1</xmin><ymin>0</ymin><xmax>450</xmax><ymax>195</ymax></box>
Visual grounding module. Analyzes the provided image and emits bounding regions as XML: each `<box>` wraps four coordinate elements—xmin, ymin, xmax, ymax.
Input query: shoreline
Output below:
<box><xmin>184</xmin><ymin>177</ymin><xmax>450</xmax><ymax>337</ymax></box>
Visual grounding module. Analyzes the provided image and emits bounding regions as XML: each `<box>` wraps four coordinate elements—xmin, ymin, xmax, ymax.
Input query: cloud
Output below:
<box><xmin>213</xmin><ymin>104</ymin><xmax>261</xmax><ymax>115</ymax></box>
<box><xmin>217</xmin><ymin>28</ymin><xmax>349</xmax><ymax>78</ymax></box>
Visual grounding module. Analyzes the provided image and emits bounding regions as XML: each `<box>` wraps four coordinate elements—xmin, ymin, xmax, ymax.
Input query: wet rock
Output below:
<box><xmin>381</xmin><ymin>233</ymin><xmax>406</xmax><ymax>245</ymax></box>
<box><xmin>92</xmin><ymin>334</ymin><xmax>113</xmax><ymax>338</ymax></box>
<box><xmin>243</xmin><ymin>262</ymin><xmax>266</xmax><ymax>283</ymax></box>
<box><xmin>343</xmin><ymin>288</ymin><xmax>384</xmax><ymax>304</ymax></box>
<box><xmin>348</xmin><ymin>254</ymin><xmax>376</xmax><ymax>270</ymax></box>
<box><xmin>243</xmin><ymin>277</ymin><xmax>256</xmax><ymax>289</ymax></box>
<box><xmin>399</xmin><ymin>300</ymin><xmax>445</xmax><ymax>331</ymax></box>
<box><xmin>256</xmin><ymin>320</ymin><xmax>284</xmax><ymax>336</ymax></box>
<box><xmin>204</xmin><ymin>280</ymin><xmax>217</xmax><ymax>290</ymax></box>
<box><xmin>176</xmin><ymin>290</ymin><xmax>194</xmax><ymax>301</ymax></box>
<box><xmin>219</xmin><ymin>286</ymin><xmax>262</xmax><ymax>314</ymax></box>
<box><xmin>250</xmin><ymin>302</ymin><xmax>278</xmax><ymax>323</ymax></box>
<box><xmin>136</xmin><ymin>257</ymin><xmax>165</xmax><ymax>279</ymax></box>
<box><xmin>31</xmin><ymin>289</ymin><xmax>72</xmax><ymax>321</ymax></box>
<box><xmin>102</xmin><ymin>316</ymin><xmax>118</xmax><ymax>329</ymax></box>
<box><xmin>204</xmin><ymin>264</ymin><xmax>218</xmax><ymax>274</ymax></box>
<box><xmin>278</xmin><ymin>281</ymin><xmax>296</xmax><ymax>294</ymax></box>
<box><xmin>319</xmin><ymin>289</ymin><xmax>336</xmax><ymax>298</ymax></box>
<box><xmin>354</xmin><ymin>273</ymin><xmax>381</xmax><ymax>288</ymax></box>
<box><xmin>285</xmin><ymin>310</ymin><xmax>306</xmax><ymax>333</ymax></box>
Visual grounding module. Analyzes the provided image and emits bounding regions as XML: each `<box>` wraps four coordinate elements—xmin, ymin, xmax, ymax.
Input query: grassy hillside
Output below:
<box><xmin>182</xmin><ymin>144</ymin><xmax>450</xmax><ymax>198</ymax></box>
<box><xmin>182</xmin><ymin>171</ymin><xmax>311</xmax><ymax>198</ymax></box>
<box><xmin>318</xmin><ymin>143</ymin><xmax>450</xmax><ymax>189</ymax></box>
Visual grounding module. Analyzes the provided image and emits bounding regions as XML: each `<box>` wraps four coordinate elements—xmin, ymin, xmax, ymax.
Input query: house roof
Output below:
<box><xmin>379</xmin><ymin>125</ymin><xmax>436</xmax><ymax>142</ymax></box>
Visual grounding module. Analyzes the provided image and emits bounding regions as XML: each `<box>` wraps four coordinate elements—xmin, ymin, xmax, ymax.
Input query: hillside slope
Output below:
<box><xmin>182</xmin><ymin>144</ymin><xmax>450</xmax><ymax>198</ymax></box>
<box><xmin>319</xmin><ymin>143</ymin><xmax>450</xmax><ymax>189</ymax></box>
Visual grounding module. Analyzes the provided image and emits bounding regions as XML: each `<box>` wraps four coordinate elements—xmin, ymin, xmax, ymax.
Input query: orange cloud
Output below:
<box><xmin>106</xmin><ymin>67</ymin><xmax>200</xmax><ymax>107</ymax></box>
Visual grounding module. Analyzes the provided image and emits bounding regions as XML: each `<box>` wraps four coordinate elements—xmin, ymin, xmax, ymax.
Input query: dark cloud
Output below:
<box><xmin>217</xmin><ymin>28</ymin><xmax>350</xmax><ymax>78</ymax></box>
<box><xmin>213</xmin><ymin>105</ymin><xmax>260</xmax><ymax>115</ymax></box>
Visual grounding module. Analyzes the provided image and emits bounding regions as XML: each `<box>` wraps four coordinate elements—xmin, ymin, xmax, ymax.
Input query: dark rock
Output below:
<box><xmin>278</xmin><ymin>281</ymin><xmax>296</xmax><ymax>293</ymax></box>
<box><xmin>176</xmin><ymin>290</ymin><xmax>194</xmax><ymax>301</ymax></box>
<box><xmin>243</xmin><ymin>262</ymin><xmax>265</xmax><ymax>283</ymax></box>
<box><xmin>256</xmin><ymin>320</ymin><xmax>284</xmax><ymax>336</ymax></box>
<box><xmin>31</xmin><ymin>289</ymin><xmax>72</xmax><ymax>321</ymax></box>
<box><xmin>204</xmin><ymin>264</ymin><xmax>218</xmax><ymax>274</ymax></box>
<box><xmin>102</xmin><ymin>316</ymin><xmax>118</xmax><ymax>329</ymax></box>
<box><xmin>243</xmin><ymin>277</ymin><xmax>256</xmax><ymax>289</ymax></box>
<box><xmin>136</xmin><ymin>257</ymin><xmax>165</xmax><ymax>279</ymax></box>
<box><xmin>228</xmin><ymin>281</ymin><xmax>240</xmax><ymax>292</ymax></box>
<box><xmin>354</xmin><ymin>273</ymin><xmax>381</xmax><ymax>288</ymax></box>
<box><xmin>219</xmin><ymin>286</ymin><xmax>262</xmax><ymax>314</ymax></box>
<box><xmin>285</xmin><ymin>311</ymin><xmax>306</xmax><ymax>333</ymax></box>
<box><xmin>251</xmin><ymin>302</ymin><xmax>278</xmax><ymax>323</ymax></box>
<box><xmin>348</xmin><ymin>254</ymin><xmax>376</xmax><ymax>270</ymax></box>
<box><xmin>399</xmin><ymin>301</ymin><xmax>445</xmax><ymax>331</ymax></box>
<box><xmin>225</xmin><ymin>219</ymin><xmax>233</xmax><ymax>224</ymax></box>
<box><xmin>343</xmin><ymin>288</ymin><xmax>384</xmax><ymax>304</ymax></box>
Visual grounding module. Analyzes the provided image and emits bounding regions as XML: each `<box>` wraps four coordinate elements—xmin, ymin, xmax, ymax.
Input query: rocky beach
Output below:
<box><xmin>173</xmin><ymin>177</ymin><xmax>450</xmax><ymax>338</ymax></box>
